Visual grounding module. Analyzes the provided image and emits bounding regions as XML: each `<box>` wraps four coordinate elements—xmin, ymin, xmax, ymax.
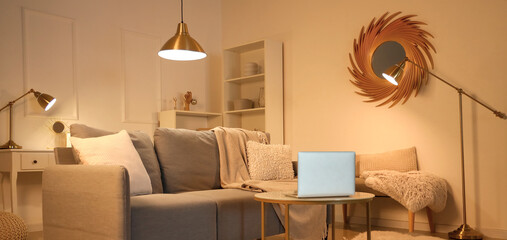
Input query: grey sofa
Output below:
<box><xmin>42</xmin><ymin>126</ymin><xmax>285</xmax><ymax>240</ymax></box>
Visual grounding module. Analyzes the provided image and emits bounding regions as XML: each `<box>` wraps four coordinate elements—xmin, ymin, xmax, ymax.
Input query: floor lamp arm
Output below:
<box><xmin>406</xmin><ymin>58</ymin><xmax>507</xmax><ymax>119</ymax></box>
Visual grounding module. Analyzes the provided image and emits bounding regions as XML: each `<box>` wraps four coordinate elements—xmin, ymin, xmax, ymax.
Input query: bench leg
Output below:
<box><xmin>426</xmin><ymin>207</ymin><xmax>435</xmax><ymax>233</ymax></box>
<box><xmin>408</xmin><ymin>210</ymin><xmax>415</xmax><ymax>232</ymax></box>
<box><xmin>342</xmin><ymin>204</ymin><xmax>348</xmax><ymax>224</ymax></box>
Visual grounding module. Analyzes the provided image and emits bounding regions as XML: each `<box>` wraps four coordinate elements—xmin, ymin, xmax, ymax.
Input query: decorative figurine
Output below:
<box><xmin>182</xmin><ymin>91</ymin><xmax>197</xmax><ymax>111</ymax></box>
<box><xmin>173</xmin><ymin>97</ymin><xmax>177</xmax><ymax>110</ymax></box>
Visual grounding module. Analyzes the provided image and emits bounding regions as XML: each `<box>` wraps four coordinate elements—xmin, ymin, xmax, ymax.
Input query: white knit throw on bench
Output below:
<box><xmin>361</xmin><ymin>170</ymin><xmax>447</xmax><ymax>213</ymax></box>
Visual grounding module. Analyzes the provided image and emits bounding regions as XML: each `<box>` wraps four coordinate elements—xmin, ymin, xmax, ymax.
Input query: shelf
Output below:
<box><xmin>225</xmin><ymin>73</ymin><xmax>264</xmax><ymax>84</ymax></box>
<box><xmin>171</xmin><ymin>110</ymin><xmax>221</xmax><ymax>117</ymax></box>
<box><xmin>159</xmin><ymin>110</ymin><xmax>222</xmax><ymax>129</ymax></box>
<box><xmin>224</xmin><ymin>108</ymin><xmax>265</xmax><ymax>115</ymax></box>
<box><xmin>222</xmin><ymin>39</ymin><xmax>283</xmax><ymax>143</ymax></box>
<box><xmin>225</xmin><ymin>40</ymin><xmax>264</xmax><ymax>53</ymax></box>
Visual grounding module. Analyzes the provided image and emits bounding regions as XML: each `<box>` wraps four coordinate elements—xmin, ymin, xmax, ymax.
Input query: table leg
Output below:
<box><xmin>284</xmin><ymin>204</ymin><xmax>289</xmax><ymax>240</ymax></box>
<box><xmin>261</xmin><ymin>202</ymin><xmax>265</xmax><ymax>240</ymax></box>
<box><xmin>331</xmin><ymin>204</ymin><xmax>335</xmax><ymax>240</ymax></box>
<box><xmin>11</xmin><ymin>171</ymin><xmax>18</xmax><ymax>214</ymax></box>
<box><xmin>366</xmin><ymin>202</ymin><xmax>371</xmax><ymax>240</ymax></box>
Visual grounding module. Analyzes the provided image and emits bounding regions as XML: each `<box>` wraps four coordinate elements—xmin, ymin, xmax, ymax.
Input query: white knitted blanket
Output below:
<box><xmin>361</xmin><ymin>170</ymin><xmax>447</xmax><ymax>212</ymax></box>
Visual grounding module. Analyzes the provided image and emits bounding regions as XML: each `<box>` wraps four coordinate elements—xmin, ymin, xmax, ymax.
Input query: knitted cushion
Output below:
<box><xmin>246</xmin><ymin>141</ymin><xmax>294</xmax><ymax>181</ymax></box>
<box><xmin>0</xmin><ymin>212</ymin><xmax>28</xmax><ymax>240</ymax></box>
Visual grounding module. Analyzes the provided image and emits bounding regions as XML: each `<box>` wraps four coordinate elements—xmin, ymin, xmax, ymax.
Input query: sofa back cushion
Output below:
<box><xmin>70</xmin><ymin>124</ymin><xmax>163</xmax><ymax>194</ymax></box>
<box><xmin>355</xmin><ymin>146</ymin><xmax>418</xmax><ymax>177</ymax></box>
<box><xmin>154</xmin><ymin>128</ymin><xmax>220</xmax><ymax>193</ymax></box>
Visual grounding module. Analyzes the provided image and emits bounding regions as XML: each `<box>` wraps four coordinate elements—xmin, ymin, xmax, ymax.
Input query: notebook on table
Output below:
<box><xmin>288</xmin><ymin>151</ymin><xmax>356</xmax><ymax>198</ymax></box>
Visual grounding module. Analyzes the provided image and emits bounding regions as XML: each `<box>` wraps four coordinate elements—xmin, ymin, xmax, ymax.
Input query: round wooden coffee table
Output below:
<box><xmin>254</xmin><ymin>192</ymin><xmax>374</xmax><ymax>240</ymax></box>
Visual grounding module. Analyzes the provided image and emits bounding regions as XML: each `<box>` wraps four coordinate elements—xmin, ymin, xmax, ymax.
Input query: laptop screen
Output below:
<box><xmin>297</xmin><ymin>151</ymin><xmax>356</xmax><ymax>197</ymax></box>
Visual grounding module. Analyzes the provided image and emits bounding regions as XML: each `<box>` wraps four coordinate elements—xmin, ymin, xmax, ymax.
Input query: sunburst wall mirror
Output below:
<box><xmin>348</xmin><ymin>12</ymin><xmax>436</xmax><ymax>107</ymax></box>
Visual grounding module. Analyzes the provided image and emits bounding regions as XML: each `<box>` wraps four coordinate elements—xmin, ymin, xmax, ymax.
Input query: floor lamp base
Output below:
<box><xmin>449</xmin><ymin>224</ymin><xmax>483</xmax><ymax>240</ymax></box>
<box><xmin>0</xmin><ymin>140</ymin><xmax>22</xmax><ymax>149</ymax></box>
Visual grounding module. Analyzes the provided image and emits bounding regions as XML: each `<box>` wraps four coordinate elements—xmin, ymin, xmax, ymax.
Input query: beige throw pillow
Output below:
<box><xmin>247</xmin><ymin>141</ymin><xmax>294</xmax><ymax>180</ymax></box>
<box><xmin>356</xmin><ymin>146</ymin><xmax>418</xmax><ymax>177</ymax></box>
<box><xmin>70</xmin><ymin>130</ymin><xmax>152</xmax><ymax>195</ymax></box>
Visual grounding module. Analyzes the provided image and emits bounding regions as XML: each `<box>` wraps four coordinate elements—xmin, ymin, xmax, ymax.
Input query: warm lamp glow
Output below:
<box><xmin>158</xmin><ymin>49</ymin><xmax>207</xmax><ymax>61</ymax></box>
<box><xmin>382</xmin><ymin>73</ymin><xmax>399</xmax><ymax>86</ymax></box>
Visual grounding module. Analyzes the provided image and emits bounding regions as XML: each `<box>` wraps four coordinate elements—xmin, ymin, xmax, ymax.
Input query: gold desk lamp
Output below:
<box><xmin>158</xmin><ymin>0</ymin><xmax>206</xmax><ymax>61</ymax></box>
<box><xmin>0</xmin><ymin>89</ymin><xmax>56</xmax><ymax>149</ymax></box>
<box><xmin>383</xmin><ymin>57</ymin><xmax>506</xmax><ymax>240</ymax></box>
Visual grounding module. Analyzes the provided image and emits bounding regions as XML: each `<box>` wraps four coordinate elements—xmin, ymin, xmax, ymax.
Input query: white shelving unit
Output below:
<box><xmin>223</xmin><ymin>40</ymin><xmax>284</xmax><ymax>144</ymax></box>
<box><xmin>159</xmin><ymin>110</ymin><xmax>222</xmax><ymax>130</ymax></box>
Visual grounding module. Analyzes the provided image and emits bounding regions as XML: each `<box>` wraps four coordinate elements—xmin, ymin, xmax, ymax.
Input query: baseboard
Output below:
<box><xmin>480</xmin><ymin>227</ymin><xmax>507</xmax><ymax>239</ymax></box>
<box><xmin>341</xmin><ymin>216</ymin><xmax>507</xmax><ymax>239</ymax></box>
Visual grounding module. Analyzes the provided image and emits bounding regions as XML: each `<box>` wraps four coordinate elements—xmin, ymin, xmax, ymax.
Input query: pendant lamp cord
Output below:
<box><xmin>180</xmin><ymin>0</ymin><xmax>184</xmax><ymax>23</ymax></box>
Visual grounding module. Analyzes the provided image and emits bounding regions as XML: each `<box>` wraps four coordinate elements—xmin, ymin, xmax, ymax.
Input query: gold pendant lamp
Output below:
<box><xmin>158</xmin><ymin>0</ymin><xmax>206</xmax><ymax>61</ymax></box>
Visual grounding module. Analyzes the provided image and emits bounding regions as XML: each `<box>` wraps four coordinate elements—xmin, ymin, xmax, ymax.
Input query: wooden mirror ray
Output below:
<box><xmin>348</xmin><ymin>12</ymin><xmax>436</xmax><ymax>107</ymax></box>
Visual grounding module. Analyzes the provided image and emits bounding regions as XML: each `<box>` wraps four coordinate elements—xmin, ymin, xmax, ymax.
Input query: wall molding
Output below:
<box><xmin>120</xmin><ymin>29</ymin><xmax>161</xmax><ymax>124</ymax></box>
<box><xmin>22</xmin><ymin>8</ymin><xmax>79</xmax><ymax>120</ymax></box>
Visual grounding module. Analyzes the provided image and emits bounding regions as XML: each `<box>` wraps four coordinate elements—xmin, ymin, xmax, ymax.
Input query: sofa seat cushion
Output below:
<box><xmin>355</xmin><ymin>178</ymin><xmax>388</xmax><ymax>197</ymax></box>
<box><xmin>185</xmin><ymin>189</ymin><xmax>284</xmax><ymax>240</ymax></box>
<box><xmin>131</xmin><ymin>193</ymin><xmax>217</xmax><ymax>240</ymax></box>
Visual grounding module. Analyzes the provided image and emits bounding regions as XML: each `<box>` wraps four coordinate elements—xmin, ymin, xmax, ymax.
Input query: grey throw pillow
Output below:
<box><xmin>70</xmin><ymin>124</ymin><xmax>163</xmax><ymax>194</ymax></box>
<box><xmin>154</xmin><ymin>128</ymin><xmax>220</xmax><ymax>193</ymax></box>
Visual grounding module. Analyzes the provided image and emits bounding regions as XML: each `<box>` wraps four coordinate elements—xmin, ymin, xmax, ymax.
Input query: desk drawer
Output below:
<box><xmin>21</xmin><ymin>153</ymin><xmax>50</xmax><ymax>170</ymax></box>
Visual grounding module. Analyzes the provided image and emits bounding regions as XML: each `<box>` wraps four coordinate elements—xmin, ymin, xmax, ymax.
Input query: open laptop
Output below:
<box><xmin>288</xmin><ymin>151</ymin><xmax>356</xmax><ymax>198</ymax></box>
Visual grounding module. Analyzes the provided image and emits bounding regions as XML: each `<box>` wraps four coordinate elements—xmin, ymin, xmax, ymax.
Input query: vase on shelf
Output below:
<box><xmin>258</xmin><ymin>87</ymin><xmax>265</xmax><ymax>107</ymax></box>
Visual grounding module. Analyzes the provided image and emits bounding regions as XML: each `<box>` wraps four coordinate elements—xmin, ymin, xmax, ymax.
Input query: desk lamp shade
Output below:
<box><xmin>34</xmin><ymin>91</ymin><xmax>56</xmax><ymax>111</ymax></box>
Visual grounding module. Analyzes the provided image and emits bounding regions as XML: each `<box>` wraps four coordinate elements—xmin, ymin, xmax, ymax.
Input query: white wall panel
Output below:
<box><xmin>22</xmin><ymin>8</ymin><xmax>78</xmax><ymax>119</ymax></box>
<box><xmin>121</xmin><ymin>30</ymin><xmax>161</xmax><ymax>124</ymax></box>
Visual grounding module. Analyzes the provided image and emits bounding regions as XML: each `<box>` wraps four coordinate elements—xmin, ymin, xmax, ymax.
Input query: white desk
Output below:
<box><xmin>0</xmin><ymin>149</ymin><xmax>55</xmax><ymax>214</ymax></box>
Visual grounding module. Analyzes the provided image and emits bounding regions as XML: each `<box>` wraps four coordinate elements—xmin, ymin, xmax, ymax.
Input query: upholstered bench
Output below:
<box><xmin>343</xmin><ymin>147</ymin><xmax>445</xmax><ymax>233</ymax></box>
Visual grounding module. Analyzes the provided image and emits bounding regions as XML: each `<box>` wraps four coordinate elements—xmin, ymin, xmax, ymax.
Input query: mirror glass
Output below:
<box><xmin>371</xmin><ymin>41</ymin><xmax>406</xmax><ymax>78</ymax></box>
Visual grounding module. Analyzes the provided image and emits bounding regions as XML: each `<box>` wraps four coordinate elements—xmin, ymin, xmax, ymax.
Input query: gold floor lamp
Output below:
<box><xmin>0</xmin><ymin>88</ymin><xmax>56</xmax><ymax>149</ymax></box>
<box><xmin>384</xmin><ymin>57</ymin><xmax>506</xmax><ymax>239</ymax></box>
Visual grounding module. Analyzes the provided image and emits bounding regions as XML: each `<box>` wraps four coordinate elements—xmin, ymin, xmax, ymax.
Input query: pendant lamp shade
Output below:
<box><xmin>158</xmin><ymin>23</ymin><xmax>206</xmax><ymax>61</ymax></box>
<box><xmin>158</xmin><ymin>0</ymin><xmax>206</xmax><ymax>61</ymax></box>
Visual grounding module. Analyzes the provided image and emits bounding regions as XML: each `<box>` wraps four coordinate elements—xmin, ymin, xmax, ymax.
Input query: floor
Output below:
<box><xmin>264</xmin><ymin>223</ymin><xmax>502</xmax><ymax>240</ymax></box>
<box><xmin>28</xmin><ymin>223</ymin><xmax>502</xmax><ymax>240</ymax></box>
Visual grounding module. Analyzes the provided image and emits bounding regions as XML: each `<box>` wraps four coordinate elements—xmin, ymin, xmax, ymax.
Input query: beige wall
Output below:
<box><xmin>0</xmin><ymin>0</ymin><xmax>221</xmax><ymax>229</ymax></box>
<box><xmin>0</xmin><ymin>0</ymin><xmax>221</xmax><ymax>149</ymax></box>
<box><xmin>221</xmin><ymin>0</ymin><xmax>507</xmax><ymax>237</ymax></box>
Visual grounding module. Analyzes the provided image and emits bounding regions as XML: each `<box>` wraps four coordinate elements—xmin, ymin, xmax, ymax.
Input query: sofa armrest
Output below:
<box><xmin>43</xmin><ymin>165</ymin><xmax>131</xmax><ymax>240</ymax></box>
<box><xmin>54</xmin><ymin>147</ymin><xmax>78</xmax><ymax>164</ymax></box>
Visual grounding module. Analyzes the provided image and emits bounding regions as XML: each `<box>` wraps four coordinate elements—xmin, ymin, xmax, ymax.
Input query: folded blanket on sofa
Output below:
<box><xmin>213</xmin><ymin>127</ymin><xmax>327</xmax><ymax>240</ymax></box>
<box><xmin>361</xmin><ymin>170</ymin><xmax>447</xmax><ymax>212</ymax></box>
